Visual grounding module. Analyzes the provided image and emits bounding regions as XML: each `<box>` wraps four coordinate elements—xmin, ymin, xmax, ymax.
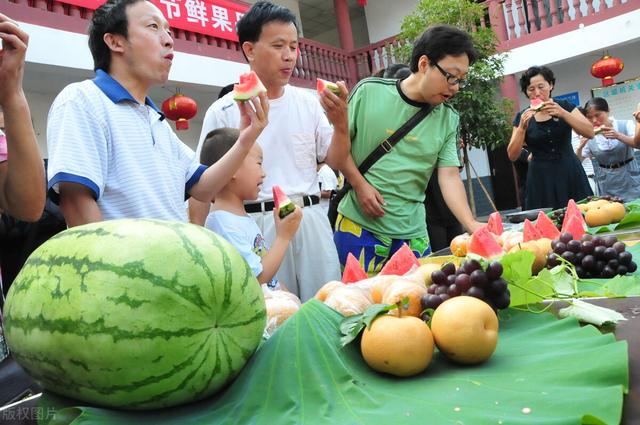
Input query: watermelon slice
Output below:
<box><xmin>467</xmin><ymin>226</ymin><xmax>504</xmax><ymax>259</ymax></box>
<box><xmin>272</xmin><ymin>185</ymin><xmax>295</xmax><ymax>219</ymax></box>
<box><xmin>530</xmin><ymin>98</ymin><xmax>545</xmax><ymax>112</ymax></box>
<box><xmin>342</xmin><ymin>253</ymin><xmax>368</xmax><ymax>284</ymax></box>
<box><xmin>379</xmin><ymin>243</ymin><xmax>420</xmax><ymax>276</ymax></box>
<box><xmin>233</xmin><ymin>71</ymin><xmax>267</xmax><ymax>101</ymax></box>
<box><xmin>316</xmin><ymin>78</ymin><xmax>341</xmax><ymax>96</ymax></box>
<box><xmin>522</xmin><ymin>218</ymin><xmax>542</xmax><ymax>242</ymax></box>
<box><xmin>535</xmin><ymin>211</ymin><xmax>560</xmax><ymax>240</ymax></box>
<box><xmin>594</xmin><ymin>125</ymin><xmax>606</xmax><ymax>135</ymax></box>
<box><xmin>561</xmin><ymin>199</ymin><xmax>583</xmax><ymax>231</ymax></box>
<box><xmin>486</xmin><ymin>212</ymin><xmax>503</xmax><ymax>235</ymax></box>
<box><xmin>561</xmin><ymin>214</ymin><xmax>586</xmax><ymax>240</ymax></box>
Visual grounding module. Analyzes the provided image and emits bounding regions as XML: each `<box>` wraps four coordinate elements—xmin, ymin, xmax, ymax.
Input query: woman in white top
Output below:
<box><xmin>576</xmin><ymin>97</ymin><xmax>640</xmax><ymax>202</ymax></box>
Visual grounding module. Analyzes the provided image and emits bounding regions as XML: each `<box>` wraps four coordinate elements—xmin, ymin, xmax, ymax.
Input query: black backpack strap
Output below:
<box><xmin>357</xmin><ymin>104</ymin><xmax>433</xmax><ymax>176</ymax></box>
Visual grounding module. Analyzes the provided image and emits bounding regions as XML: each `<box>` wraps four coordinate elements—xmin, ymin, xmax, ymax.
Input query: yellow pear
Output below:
<box><xmin>361</xmin><ymin>315</ymin><xmax>434</xmax><ymax>377</ymax></box>
<box><xmin>382</xmin><ymin>280</ymin><xmax>429</xmax><ymax>317</ymax></box>
<box><xmin>430</xmin><ymin>296</ymin><xmax>499</xmax><ymax>365</ymax></box>
<box><xmin>585</xmin><ymin>207</ymin><xmax>612</xmax><ymax>227</ymax></box>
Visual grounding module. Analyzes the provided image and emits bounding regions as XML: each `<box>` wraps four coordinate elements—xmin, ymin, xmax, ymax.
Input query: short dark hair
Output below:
<box><xmin>88</xmin><ymin>0</ymin><xmax>143</xmax><ymax>72</ymax></box>
<box><xmin>519</xmin><ymin>66</ymin><xmax>556</xmax><ymax>95</ymax></box>
<box><xmin>200</xmin><ymin>128</ymin><xmax>240</xmax><ymax>166</ymax></box>
<box><xmin>383</xmin><ymin>63</ymin><xmax>410</xmax><ymax>78</ymax></box>
<box><xmin>218</xmin><ymin>83</ymin><xmax>236</xmax><ymax>100</ymax></box>
<box><xmin>236</xmin><ymin>1</ymin><xmax>298</xmax><ymax>57</ymax></box>
<box><xmin>585</xmin><ymin>97</ymin><xmax>609</xmax><ymax>113</ymax></box>
<box><xmin>409</xmin><ymin>25</ymin><xmax>478</xmax><ymax>73</ymax></box>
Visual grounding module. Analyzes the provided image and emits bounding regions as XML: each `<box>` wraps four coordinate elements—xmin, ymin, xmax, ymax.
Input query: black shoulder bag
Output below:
<box><xmin>328</xmin><ymin>104</ymin><xmax>434</xmax><ymax>229</ymax></box>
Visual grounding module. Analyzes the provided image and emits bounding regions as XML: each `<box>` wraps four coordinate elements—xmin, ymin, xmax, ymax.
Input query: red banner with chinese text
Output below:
<box><xmin>56</xmin><ymin>0</ymin><xmax>248</xmax><ymax>41</ymax></box>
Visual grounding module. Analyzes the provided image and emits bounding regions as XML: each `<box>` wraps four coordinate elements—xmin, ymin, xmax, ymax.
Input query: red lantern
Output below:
<box><xmin>161</xmin><ymin>93</ymin><xmax>197</xmax><ymax>130</ymax></box>
<box><xmin>590</xmin><ymin>55</ymin><xmax>624</xmax><ymax>87</ymax></box>
<box><xmin>358</xmin><ymin>0</ymin><xmax>367</xmax><ymax>6</ymax></box>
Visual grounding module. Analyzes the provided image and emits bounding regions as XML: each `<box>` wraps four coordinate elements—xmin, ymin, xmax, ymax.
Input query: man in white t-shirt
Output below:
<box><xmin>47</xmin><ymin>0</ymin><xmax>267</xmax><ymax>226</ymax></box>
<box><xmin>190</xmin><ymin>1</ymin><xmax>349</xmax><ymax>301</ymax></box>
<box><xmin>317</xmin><ymin>163</ymin><xmax>338</xmax><ymax>213</ymax></box>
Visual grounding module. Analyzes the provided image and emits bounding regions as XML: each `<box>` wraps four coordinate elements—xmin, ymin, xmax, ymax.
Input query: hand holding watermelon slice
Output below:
<box><xmin>317</xmin><ymin>78</ymin><xmax>348</xmax><ymax>133</ymax></box>
<box><xmin>316</xmin><ymin>78</ymin><xmax>341</xmax><ymax>96</ymax></box>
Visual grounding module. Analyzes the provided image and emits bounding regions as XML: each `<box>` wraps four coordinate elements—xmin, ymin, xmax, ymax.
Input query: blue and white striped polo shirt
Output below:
<box><xmin>47</xmin><ymin>70</ymin><xmax>206</xmax><ymax>222</ymax></box>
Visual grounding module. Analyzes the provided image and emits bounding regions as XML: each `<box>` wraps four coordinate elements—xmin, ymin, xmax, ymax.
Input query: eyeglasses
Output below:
<box><xmin>432</xmin><ymin>62</ymin><xmax>468</xmax><ymax>88</ymax></box>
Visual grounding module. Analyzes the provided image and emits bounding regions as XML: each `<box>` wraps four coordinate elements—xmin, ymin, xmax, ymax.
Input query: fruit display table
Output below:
<box><xmin>0</xmin><ymin>298</ymin><xmax>633</xmax><ymax>425</ymax></box>
<box><xmin>547</xmin><ymin>296</ymin><xmax>640</xmax><ymax>423</ymax></box>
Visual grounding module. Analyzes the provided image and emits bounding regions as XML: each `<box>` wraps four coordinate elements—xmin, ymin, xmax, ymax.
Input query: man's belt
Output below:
<box><xmin>245</xmin><ymin>195</ymin><xmax>320</xmax><ymax>213</ymax></box>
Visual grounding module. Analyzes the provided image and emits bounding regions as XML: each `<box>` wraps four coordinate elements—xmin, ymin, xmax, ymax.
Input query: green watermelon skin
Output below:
<box><xmin>3</xmin><ymin>219</ymin><xmax>266</xmax><ymax>410</ymax></box>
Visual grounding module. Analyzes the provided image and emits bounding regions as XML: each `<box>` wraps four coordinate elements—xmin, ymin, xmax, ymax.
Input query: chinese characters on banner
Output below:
<box><xmin>56</xmin><ymin>0</ymin><xmax>248</xmax><ymax>41</ymax></box>
<box><xmin>592</xmin><ymin>79</ymin><xmax>640</xmax><ymax>123</ymax></box>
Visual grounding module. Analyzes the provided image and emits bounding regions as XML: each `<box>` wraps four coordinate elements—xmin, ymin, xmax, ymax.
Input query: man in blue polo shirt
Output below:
<box><xmin>46</xmin><ymin>0</ymin><xmax>267</xmax><ymax>226</ymax></box>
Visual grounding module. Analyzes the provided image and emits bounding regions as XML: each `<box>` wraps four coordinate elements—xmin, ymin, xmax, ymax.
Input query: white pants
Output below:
<box><xmin>587</xmin><ymin>176</ymin><xmax>598</xmax><ymax>196</ymax></box>
<box><xmin>250</xmin><ymin>204</ymin><xmax>341</xmax><ymax>301</ymax></box>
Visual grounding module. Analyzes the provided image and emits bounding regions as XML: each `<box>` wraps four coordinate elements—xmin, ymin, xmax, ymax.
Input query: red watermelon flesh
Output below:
<box><xmin>342</xmin><ymin>253</ymin><xmax>368</xmax><ymax>284</ymax></box>
<box><xmin>272</xmin><ymin>185</ymin><xmax>295</xmax><ymax>219</ymax></box>
<box><xmin>467</xmin><ymin>226</ymin><xmax>504</xmax><ymax>259</ymax></box>
<box><xmin>530</xmin><ymin>98</ymin><xmax>545</xmax><ymax>112</ymax></box>
<box><xmin>562</xmin><ymin>199</ymin><xmax>582</xmax><ymax>230</ymax></box>
<box><xmin>379</xmin><ymin>243</ymin><xmax>420</xmax><ymax>276</ymax></box>
<box><xmin>233</xmin><ymin>71</ymin><xmax>267</xmax><ymax>101</ymax></box>
<box><xmin>535</xmin><ymin>211</ymin><xmax>560</xmax><ymax>240</ymax></box>
<box><xmin>561</xmin><ymin>214</ymin><xmax>585</xmax><ymax>240</ymax></box>
<box><xmin>487</xmin><ymin>212</ymin><xmax>503</xmax><ymax>235</ymax></box>
<box><xmin>316</xmin><ymin>78</ymin><xmax>340</xmax><ymax>96</ymax></box>
<box><xmin>522</xmin><ymin>219</ymin><xmax>542</xmax><ymax>242</ymax></box>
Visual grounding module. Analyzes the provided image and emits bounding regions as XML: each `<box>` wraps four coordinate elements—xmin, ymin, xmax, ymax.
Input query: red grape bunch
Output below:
<box><xmin>546</xmin><ymin>232</ymin><xmax>636</xmax><ymax>279</ymax></box>
<box><xmin>421</xmin><ymin>259</ymin><xmax>510</xmax><ymax>312</ymax></box>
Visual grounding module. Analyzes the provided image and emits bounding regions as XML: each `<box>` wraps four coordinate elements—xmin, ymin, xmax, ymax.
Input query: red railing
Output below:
<box><xmin>2</xmin><ymin>0</ymin><xmax>635</xmax><ymax>88</ymax></box>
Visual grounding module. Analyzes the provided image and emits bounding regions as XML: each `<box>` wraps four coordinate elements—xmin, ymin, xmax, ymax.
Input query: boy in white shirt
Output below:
<box><xmin>201</xmin><ymin>128</ymin><xmax>302</xmax><ymax>290</ymax></box>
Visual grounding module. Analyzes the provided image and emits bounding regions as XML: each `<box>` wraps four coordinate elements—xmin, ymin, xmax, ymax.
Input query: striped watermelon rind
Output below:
<box><xmin>3</xmin><ymin>219</ymin><xmax>266</xmax><ymax>410</ymax></box>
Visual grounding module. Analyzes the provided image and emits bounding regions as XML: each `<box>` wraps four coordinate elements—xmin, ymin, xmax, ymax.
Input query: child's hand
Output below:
<box><xmin>319</xmin><ymin>81</ymin><xmax>348</xmax><ymax>133</ymax></box>
<box><xmin>274</xmin><ymin>205</ymin><xmax>302</xmax><ymax>241</ymax></box>
<box><xmin>237</xmin><ymin>92</ymin><xmax>269</xmax><ymax>141</ymax></box>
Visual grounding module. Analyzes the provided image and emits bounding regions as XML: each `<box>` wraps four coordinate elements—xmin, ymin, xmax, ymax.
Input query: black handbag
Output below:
<box><xmin>328</xmin><ymin>104</ymin><xmax>434</xmax><ymax>229</ymax></box>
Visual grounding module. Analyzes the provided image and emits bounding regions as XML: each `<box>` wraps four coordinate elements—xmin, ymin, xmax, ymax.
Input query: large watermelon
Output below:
<box><xmin>3</xmin><ymin>219</ymin><xmax>266</xmax><ymax>410</ymax></box>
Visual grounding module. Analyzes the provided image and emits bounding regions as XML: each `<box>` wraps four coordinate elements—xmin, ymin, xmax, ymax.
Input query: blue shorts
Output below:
<box><xmin>333</xmin><ymin>214</ymin><xmax>431</xmax><ymax>274</ymax></box>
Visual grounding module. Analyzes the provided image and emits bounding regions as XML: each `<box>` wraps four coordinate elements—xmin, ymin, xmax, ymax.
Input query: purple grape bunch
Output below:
<box><xmin>421</xmin><ymin>259</ymin><xmax>510</xmax><ymax>312</ymax></box>
<box><xmin>546</xmin><ymin>232</ymin><xmax>637</xmax><ymax>279</ymax></box>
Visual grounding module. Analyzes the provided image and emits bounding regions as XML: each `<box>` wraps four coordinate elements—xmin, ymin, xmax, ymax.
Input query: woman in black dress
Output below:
<box><xmin>507</xmin><ymin>66</ymin><xmax>595</xmax><ymax>210</ymax></box>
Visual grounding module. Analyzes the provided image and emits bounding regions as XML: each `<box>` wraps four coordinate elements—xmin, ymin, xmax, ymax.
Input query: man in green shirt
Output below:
<box><xmin>335</xmin><ymin>25</ymin><xmax>483</xmax><ymax>272</ymax></box>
